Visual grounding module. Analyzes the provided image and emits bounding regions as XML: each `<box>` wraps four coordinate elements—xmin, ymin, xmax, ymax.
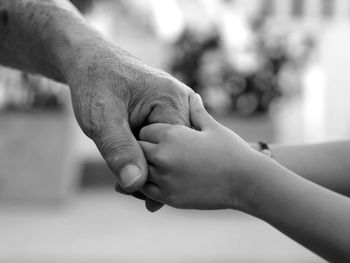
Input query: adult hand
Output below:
<box><xmin>0</xmin><ymin>0</ymin><xmax>193</xmax><ymax>211</ymax></box>
<box><xmin>65</xmin><ymin>42</ymin><xmax>193</xmax><ymax>211</ymax></box>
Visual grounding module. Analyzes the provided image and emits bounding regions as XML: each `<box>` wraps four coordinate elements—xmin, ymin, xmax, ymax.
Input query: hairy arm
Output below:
<box><xmin>0</xmin><ymin>0</ymin><xmax>80</xmax><ymax>81</ymax></box>
<box><xmin>251</xmin><ymin>141</ymin><xmax>350</xmax><ymax>197</ymax></box>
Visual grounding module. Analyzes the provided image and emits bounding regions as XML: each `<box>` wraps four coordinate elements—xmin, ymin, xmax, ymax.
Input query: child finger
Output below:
<box><xmin>147</xmin><ymin>165</ymin><xmax>162</xmax><ymax>184</ymax></box>
<box><xmin>139</xmin><ymin>123</ymin><xmax>171</xmax><ymax>143</ymax></box>
<box><xmin>138</xmin><ymin>141</ymin><xmax>158</xmax><ymax>164</ymax></box>
<box><xmin>139</xmin><ymin>141</ymin><xmax>166</xmax><ymax>166</ymax></box>
<box><xmin>190</xmin><ymin>93</ymin><xmax>216</xmax><ymax>131</ymax></box>
<box><xmin>141</xmin><ymin>182</ymin><xmax>163</xmax><ymax>203</ymax></box>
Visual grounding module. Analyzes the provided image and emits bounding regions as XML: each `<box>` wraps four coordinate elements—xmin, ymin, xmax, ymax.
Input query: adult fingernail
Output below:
<box><xmin>120</xmin><ymin>165</ymin><xmax>142</xmax><ymax>189</ymax></box>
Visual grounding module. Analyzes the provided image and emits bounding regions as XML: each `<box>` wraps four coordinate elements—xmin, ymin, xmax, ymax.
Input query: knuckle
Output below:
<box><xmin>158</xmin><ymin>77</ymin><xmax>189</xmax><ymax>106</ymax></box>
<box><xmin>145</xmin><ymin>77</ymin><xmax>191</xmax><ymax>126</ymax></box>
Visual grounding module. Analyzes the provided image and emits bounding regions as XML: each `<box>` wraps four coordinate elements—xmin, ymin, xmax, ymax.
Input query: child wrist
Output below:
<box><xmin>229</xmin><ymin>152</ymin><xmax>276</xmax><ymax>214</ymax></box>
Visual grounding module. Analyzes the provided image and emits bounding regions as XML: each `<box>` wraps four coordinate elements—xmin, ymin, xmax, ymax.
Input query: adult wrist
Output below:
<box><xmin>42</xmin><ymin>5</ymin><xmax>108</xmax><ymax>83</ymax></box>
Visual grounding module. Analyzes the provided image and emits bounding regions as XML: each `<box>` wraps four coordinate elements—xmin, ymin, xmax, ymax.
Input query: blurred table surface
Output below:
<box><xmin>0</xmin><ymin>189</ymin><xmax>325</xmax><ymax>263</ymax></box>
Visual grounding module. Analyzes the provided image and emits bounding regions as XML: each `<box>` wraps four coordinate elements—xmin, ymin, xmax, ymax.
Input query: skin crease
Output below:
<box><xmin>139</xmin><ymin>93</ymin><xmax>350</xmax><ymax>262</ymax></box>
<box><xmin>0</xmin><ymin>0</ymin><xmax>194</xmax><ymax>211</ymax></box>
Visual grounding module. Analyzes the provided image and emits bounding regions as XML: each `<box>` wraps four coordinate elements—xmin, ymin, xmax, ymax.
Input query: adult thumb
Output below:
<box><xmin>190</xmin><ymin>93</ymin><xmax>215</xmax><ymax>131</ymax></box>
<box><xmin>95</xmin><ymin>119</ymin><xmax>147</xmax><ymax>193</ymax></box>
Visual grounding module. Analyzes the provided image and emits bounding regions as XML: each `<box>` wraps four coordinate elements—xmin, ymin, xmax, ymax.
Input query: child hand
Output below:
<box><xmin>138</xmin><ymin>93</ymin><xmax>263</xmax><ymax>210</ymax></box>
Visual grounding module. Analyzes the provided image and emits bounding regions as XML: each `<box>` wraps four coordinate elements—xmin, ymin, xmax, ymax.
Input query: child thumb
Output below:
<box><xmin>190</xmin><ymin>93</ymin><xmax>215</xmax><ymax>130</ymax></box>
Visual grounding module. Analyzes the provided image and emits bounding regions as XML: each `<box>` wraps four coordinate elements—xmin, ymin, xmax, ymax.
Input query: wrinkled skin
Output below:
<box><xmin>0</xmin><ymin>0</ymin><xmax>193</xmax><ymax>211</ymax></box>
<box><xmin>65</xmin><ymin>45</ymin><xmax>193</xmax><ymax>210</ymax></box>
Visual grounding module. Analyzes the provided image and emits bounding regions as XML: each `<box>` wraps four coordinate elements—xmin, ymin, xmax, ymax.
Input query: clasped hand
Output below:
<box><xmin>138</xmin><ymin>93</ymin><xmax>262</xmax><ymax>210</ymax></box>
<box><xmin>67</xmin><ymin>41</ymin><xmax>259</xmax><ymax>212</ymax></box>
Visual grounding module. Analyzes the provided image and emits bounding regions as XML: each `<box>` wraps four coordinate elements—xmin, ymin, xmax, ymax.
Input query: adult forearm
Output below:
<box><xmin>0</xmin><ymin>0</ymin><xmax>102</xmax><ymax>82</ymax></box>
<box><xmin>241</xmin><ymin>157</ymin><xmax>350</xmax><ymax>262</ymax></box>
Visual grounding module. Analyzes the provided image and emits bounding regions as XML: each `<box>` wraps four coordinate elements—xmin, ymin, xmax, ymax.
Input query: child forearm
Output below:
<box><xmin>139</xmin><ymin>94</ymin><xmax>350</xmax><ymax>261</ymax></box>
<box><xmin>240</xmin><ymin>156</ymin><xmax>350</xmax><ymax>262</ymax></box>
<box><xmin>252</xmin><ymin>141</ymin><xmax>350</xmax><ymax>196</ymax></box>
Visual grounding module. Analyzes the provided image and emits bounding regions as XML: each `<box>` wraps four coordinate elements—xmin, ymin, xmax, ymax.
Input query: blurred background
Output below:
<box><xmin>1</xmin><ymin>0</ymin><xmax>350</xmax><ymax>262</ymax></box>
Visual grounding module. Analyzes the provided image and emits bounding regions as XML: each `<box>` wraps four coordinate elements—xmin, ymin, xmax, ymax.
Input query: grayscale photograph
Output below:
<box><xmin>0</xmin><ymin>0</ymin><xmax>349</xmax><ymax>262</ymax></box>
